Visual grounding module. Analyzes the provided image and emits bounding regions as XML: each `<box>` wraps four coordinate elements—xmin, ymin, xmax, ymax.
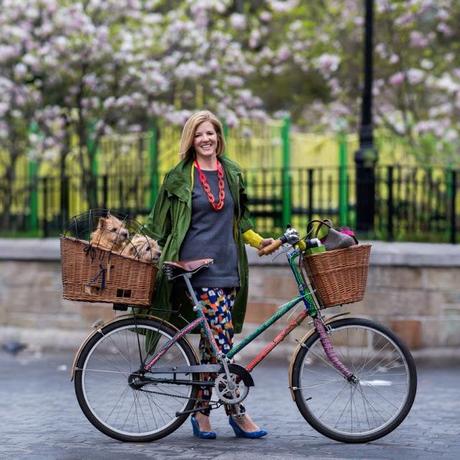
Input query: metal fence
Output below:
<box><xmin>1</xmin><ymin>165</ymin><xmax>458</xmax><ymax>243</ymax></box>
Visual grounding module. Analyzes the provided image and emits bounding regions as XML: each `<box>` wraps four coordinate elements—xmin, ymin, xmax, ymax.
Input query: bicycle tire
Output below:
<box><xmin>74</xmin><ymin>317</ymin><xmax>200</xmax><ymax>442</ymax></box>
<box><xmin>290</xmin><ymin>317</ymin><xmax>417</xmax><ymax>443</ymax></box>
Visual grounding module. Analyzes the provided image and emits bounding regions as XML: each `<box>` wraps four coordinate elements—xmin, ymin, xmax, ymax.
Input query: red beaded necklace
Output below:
<box><xmin>194</xmin><ymin>159</ymin><xmax>225</xmax><ymax>211</ymax></box>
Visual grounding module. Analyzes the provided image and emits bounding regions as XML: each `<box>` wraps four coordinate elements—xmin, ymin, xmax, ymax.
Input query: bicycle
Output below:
<box><xmin>71</xmin><ymin>226</ymin><xmax>417</xmax><ymax>444</ymax></box>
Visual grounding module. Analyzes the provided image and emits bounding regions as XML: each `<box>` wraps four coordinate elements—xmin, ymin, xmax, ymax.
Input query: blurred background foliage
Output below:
<box><xmin>0</xmin><ymin>0</ymin><xmax>459</xmax><ymax>240</ymax></box>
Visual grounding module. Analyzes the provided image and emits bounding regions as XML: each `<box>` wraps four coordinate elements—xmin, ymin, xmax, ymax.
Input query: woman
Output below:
<box><xmin>146</xmin><ymin>110</ymin><xmax>275</xmax><ymax>439</ymax></box>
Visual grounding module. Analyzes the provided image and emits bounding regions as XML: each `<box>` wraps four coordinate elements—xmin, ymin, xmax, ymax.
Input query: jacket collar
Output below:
<box><xmin>164</xmin><ymin>158</ymin><xmax>193</xmax><ymax>202</ymax></box>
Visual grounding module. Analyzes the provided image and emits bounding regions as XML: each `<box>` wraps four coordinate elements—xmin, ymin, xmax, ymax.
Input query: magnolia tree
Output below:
<box><xmin>266</xmin><ymin>0</ymin><xmax>460</xmax><ymax>165</ymax></box>
<box><xmin>0</xmin><ymin>0</ymin><xmax>273</xmax><ymax>213</ymax></box>
<box><xmin>1</xmin><ymin>0</ymin><xmax>459</xmax><ymax>223</ymax></box>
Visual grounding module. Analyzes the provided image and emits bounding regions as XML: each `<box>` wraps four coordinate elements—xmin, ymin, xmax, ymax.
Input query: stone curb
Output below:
<box><xmin>2</xmin><ymin>238</ymin><xmax>460</xmax><ymax>266</ymax></box>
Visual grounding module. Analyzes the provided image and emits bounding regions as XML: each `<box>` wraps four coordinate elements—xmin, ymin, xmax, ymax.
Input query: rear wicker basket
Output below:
<box><xmin>303</xmin><ymin>244</ymin><xmax>371</xmax><ymax>308</ymax></box>
<box><xmin>60</xmin><ymin>236</ymin><xmax>157</xmax><ymax>306</ymax></box>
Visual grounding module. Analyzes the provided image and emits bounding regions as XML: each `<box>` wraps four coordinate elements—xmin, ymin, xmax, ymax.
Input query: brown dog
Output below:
<box><xmin>90</xmin><ymin>214</ymin><xmax>129</xmax><ymax>252</ymax></box>
<box><xmin>126</xmin><ymin>234</ymin><xmax>161</xmax><ymax>263</ymax></box>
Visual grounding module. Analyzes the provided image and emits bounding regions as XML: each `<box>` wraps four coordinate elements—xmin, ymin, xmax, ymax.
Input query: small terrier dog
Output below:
<box><xmin>126</xmin><ymin>234</ymin><xmax>161</xmax><ymax>263</ymax></box>
<box><xmin>90</xmin><ymin>213</ymin><xmax>129</xmax><ymax>252</ymax></box>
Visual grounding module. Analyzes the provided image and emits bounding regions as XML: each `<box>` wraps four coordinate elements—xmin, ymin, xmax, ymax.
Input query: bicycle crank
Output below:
<box><xmin>214</xmin><ymin>364</ymin><xmax>253</xmax><ymax>405</ymax></box>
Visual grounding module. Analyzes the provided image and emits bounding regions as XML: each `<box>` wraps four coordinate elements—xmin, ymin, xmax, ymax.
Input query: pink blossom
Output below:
<box><xmin>0</xmin><ymin>45</ymin><xmax>21</xmax><ymax>62</ymax></box>
<box><xmin>314</xmin><ymin>54</ymin><xmax>340</xmax><ymax>74</ymax></box>
<box><xmin>389</xmin><ymin>72</ymin><xmax>405</xmax><ymax>86</ymax></box>
<box><xmin>229</xmin><ymin>13</ymin><xmax>246</xmax><ymax>30</ymax></box>
<box><xmin>223</xmin><ymin>110</ymin><xmax>238</xmax><ymax>128</ymax></box>
<box><xmin>437</xmin><ymin>23</ymin><xmax>453</xmax><ymax>36</ymax></box>
<box><xmin>406</xmin><ymin>69</ymin><xmax>424</xmax><ymax>85</ymax></box>
<box><xmin>14</xmin><ymin>63</ymin><xmax>27</xmax><ymax>78</ymax></box>
<box><xmin>0</xmin><ymin>102</ymin><xmax>8</xmax><ymax>117</ymax></box>
<box><xmin>260</xmin><ymin>11</ymin><xmax>272</xmax><ymax>22</ymax></box>
<box><xmin>421</xmin><ymin>59</ymin><xmax>434</xmax><ymax>70</ymax></box>
<box><xmin>249</xmin><ymin>30</ymin><xmax>261</xmax><ymax>49</ymax></box>
<box><xmin>437</xmin><ymin>8</ymin><xmax>449</xmax><ymax>21</ymax></box>
<box><xmin>395</xmin><ymin>13</ymin><xmax>414</xmax><ymax>26</ymax></box>
<box><xmin>277</xmin><ymin>46</ymin><xmax>291</xmax><ymax>62</ymax></box>
<box><xmin>409</xmin><ymin>31</ymin><xmax>429</xmax><ymax>48</ymax></box>
<box><xmin>436</xmin><ymin>74</ymin><xmax>460</xmax><ymax>93</ymax></box>
<box><xmin>225</xmin><ymin>76</ymin><xmax>244</xmax><ymax>87</ymax></box>
<box><xmin>268</xmin><ymin>0</ymin><xmax>299</xmax><ymax>13</ymax></box>
<box><xmin>376</xmin><ymin>0</ymin><xmax>393</xmax><ymax>14</ymax></box>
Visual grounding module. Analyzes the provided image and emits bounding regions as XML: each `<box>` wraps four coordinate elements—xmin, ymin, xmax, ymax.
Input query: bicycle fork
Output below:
<box><xmin>314</xmin><ymin>317</ymin><xmax>357</xmax><ymax>383</ymax></box>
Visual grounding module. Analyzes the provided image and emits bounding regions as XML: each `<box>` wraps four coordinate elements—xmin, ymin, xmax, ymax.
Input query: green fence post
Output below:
<box><xmin>27</xmin><ymin>122</ymin><xmax>39</xmax><ymax>233</ymax></box>
<box><xmin>223</xmin><ymin>121</ymin><xmax>229</xmax><ymax>143</ymax></box>
<box><xmin>281</xmin><ymin>115</ymin><xmax>292</xmax><ymax>228</ymax></box>
<box><xmin>86</xmin><ymin>121</ymin><xmax>98</xmax><ymax>175</ymax></box>
<box><xmin>149</xmin><ymin>121</ymin><xmax>159</xmax><ymax>206</ymax></box>
<box><xmin>86</xmin><ymin>121</ymin><xmax>98</xmax><ymax>208</ymax></box>
<box><xmin>338</xmin><ymin>130</ymin><xmax>348</xmax><ymax>226</ymax></box>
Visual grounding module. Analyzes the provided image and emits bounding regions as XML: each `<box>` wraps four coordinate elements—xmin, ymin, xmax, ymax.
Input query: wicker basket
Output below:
<box><xmin>303</xmin><ymin>244</ymin><xmax>371</xmax><ymax>308</ymax></box>
<box><xmin>60</xmin><ymin>236</ymin><xmax>157</xmax><ymax>306</ymax></box>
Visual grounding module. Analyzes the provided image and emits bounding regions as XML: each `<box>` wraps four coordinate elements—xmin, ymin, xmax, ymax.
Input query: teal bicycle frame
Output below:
<box><xmin>229</xmin><ymin>247</ymin><xmax>319</xmax><ymax>371</ymax></box>
<box><xmin>144</xmin><ymin>247</ymin><xmax>320</xmax><ymax>373</ymax></box>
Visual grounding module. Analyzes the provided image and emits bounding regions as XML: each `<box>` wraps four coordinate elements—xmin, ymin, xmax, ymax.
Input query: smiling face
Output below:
<box><xmin>193</xmin><ymin>121</ymin><xmax>218</xmax><ymax>164</ymax></box>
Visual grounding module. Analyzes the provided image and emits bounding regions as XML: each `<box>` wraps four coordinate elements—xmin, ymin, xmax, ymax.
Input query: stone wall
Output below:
<box><xmin>1</xmin><ymin>239</ymin><xmax>459</xmax><ymax>356</ymax></box>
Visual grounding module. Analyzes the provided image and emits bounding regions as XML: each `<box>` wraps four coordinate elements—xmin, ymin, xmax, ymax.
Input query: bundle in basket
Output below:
<box><xmin>61</xmin><ymin>236</ymin><xmax>157</xmax><ymax>306</ymax></box>
<box><xmin>303</xmin><ymin>244</ymin><xmax>371</xmax><ymax>308</ymax></box>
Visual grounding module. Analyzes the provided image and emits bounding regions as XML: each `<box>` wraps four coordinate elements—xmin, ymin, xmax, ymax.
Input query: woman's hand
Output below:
<box><xmin>257</xmin><ymin>238</ymin><xmax>277</xmax><ymax>256</ymax></box>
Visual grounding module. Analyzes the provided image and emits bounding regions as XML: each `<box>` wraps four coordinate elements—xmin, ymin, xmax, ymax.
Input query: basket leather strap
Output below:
<box><xmin>85</xmin><ymin>263</ymin><xmax>107</xmax><ymax>291</ymax></box>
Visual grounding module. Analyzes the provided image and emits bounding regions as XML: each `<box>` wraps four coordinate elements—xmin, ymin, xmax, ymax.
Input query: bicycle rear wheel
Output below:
<box><xmin>291</xmin><ymin>317</ymin><xmax>417</xmax><ymax>443</ymax></box>
<box><xmin>74</xmin><ymin>317</ymin><xmax>199</xmax><ymax>442</ymax></box>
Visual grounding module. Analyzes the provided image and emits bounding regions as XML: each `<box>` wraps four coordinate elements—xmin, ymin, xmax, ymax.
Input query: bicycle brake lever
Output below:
<box><xmin>272</xmin><ymin>245</ymin><xmax>290</xmax><ymax>261</ymax></box>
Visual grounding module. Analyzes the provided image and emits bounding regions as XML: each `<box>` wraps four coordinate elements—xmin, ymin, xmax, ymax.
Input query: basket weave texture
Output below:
<box><xmin>60</xmin><ymin>236</ymin><xmax>157</xmax><ymax>306</ymax></box>
<box><xmin>303</xmin><ymin>244</ymin><xmax>371</xmax><ymax>308</ymax></box>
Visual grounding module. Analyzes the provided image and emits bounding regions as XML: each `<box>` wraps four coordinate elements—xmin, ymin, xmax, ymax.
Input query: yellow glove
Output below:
<box><xmin>243</xmin><ymin>229</ymin><xmax>264</xmax><ymax>248</ymax></box>
<box><xmin>243</xmin><ymin>229</ymin><xmax>279</xmax><ymax>255</ymax></box>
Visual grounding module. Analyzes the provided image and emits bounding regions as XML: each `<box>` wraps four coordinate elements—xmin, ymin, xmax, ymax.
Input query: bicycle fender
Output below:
<box><xmin>287</xmin><ymin>311</ymin><xmax>351</xmax><ymax>401</ymax></box>
<box><xmin>70</xmin><ymin>313</ymin><xmax>186</xmax><ymax>381</ymax></box>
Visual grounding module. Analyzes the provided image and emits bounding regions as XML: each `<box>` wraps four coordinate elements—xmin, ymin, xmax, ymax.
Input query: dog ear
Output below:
<box><xmin>97</xmin><ymin>217</ymin><xmax>106</xmax><ymax>229</ymax></box>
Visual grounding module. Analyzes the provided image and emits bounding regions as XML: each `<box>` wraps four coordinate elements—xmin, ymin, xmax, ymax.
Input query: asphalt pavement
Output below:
<box><xmin>1</xmin><ymin>350</ymin><xmax>459</xmax><ymax>460</ymax></box>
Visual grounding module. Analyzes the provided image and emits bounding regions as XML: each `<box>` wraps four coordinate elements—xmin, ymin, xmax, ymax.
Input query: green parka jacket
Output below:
<box><xmin>145</xmin><ymin>156</ymin><xmax>254</xmax><ymax>333</ymax></box>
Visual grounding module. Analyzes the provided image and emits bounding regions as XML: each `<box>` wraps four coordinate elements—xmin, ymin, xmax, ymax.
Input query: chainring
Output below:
<box><xmin>214</xmin><ymin>371</ymin><xmax>250</xmax><ymax>404</ymax></box>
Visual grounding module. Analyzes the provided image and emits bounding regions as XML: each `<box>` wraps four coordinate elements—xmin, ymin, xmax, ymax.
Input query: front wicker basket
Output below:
<box><xmin>303</xmin><ymin>244</ymin><xmax>371</xmax><ymax>308</ymax></box>
<box><xmin>60</xmin><ymin>236</ymin><xmax>157</xmax><ymax>306</ymax></box>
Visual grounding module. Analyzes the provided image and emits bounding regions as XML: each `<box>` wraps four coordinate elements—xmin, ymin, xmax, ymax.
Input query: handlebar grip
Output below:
<box><xmin>258</xmin><ymin>239</ymin><xmax>283</xmax><ymax>256</ymax></box>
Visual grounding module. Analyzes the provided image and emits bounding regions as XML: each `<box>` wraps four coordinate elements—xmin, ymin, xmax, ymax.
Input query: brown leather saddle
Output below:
<box><xmin>163</xmin><ymin>258</ymin><xmax>214</xmax><ymax>280</ymax></box>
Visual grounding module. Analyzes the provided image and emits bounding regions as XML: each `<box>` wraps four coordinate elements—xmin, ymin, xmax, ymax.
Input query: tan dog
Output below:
<box><xmin>126</xmin><ymin>234</ymin><xmax>161</xmax><ymax>263</ymax></box>
<box><xmin>90</xmin><ymin>214</ymin><xmax>129</xmax><ymax>252</ymax></box>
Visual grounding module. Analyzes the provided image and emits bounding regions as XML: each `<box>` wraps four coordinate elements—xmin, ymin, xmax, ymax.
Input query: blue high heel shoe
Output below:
<box><xmin>191</xmin><ymin>415</ymin><xmax>217</xmax><ymax>439</ymax></box>
<box><xmin>229</xmin><ymin>416</ymin><xmax>268</xmax><ymax>439</ymax></box>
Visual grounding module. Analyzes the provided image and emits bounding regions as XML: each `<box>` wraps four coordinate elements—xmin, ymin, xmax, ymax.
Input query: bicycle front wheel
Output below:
<box><xmin>74</xmin><ymin>317</ymin><xmax>199</xmax><ymax>442</ymax></box>
<box><xmin>291</xmin><ymin>317</ymin><xmax>417</xmax><ymax>443</ymax></box>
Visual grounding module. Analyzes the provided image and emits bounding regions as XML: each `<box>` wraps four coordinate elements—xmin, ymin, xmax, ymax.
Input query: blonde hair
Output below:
<box><xmin>179</xmin><ymin>110</ymin><xmax>226</xmax><ymax>161</ymax></box>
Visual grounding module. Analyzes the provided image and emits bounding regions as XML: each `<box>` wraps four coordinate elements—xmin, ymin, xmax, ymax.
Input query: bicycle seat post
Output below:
<box><xmin>182</xmin><ymin>273</ymin><xmax>202</xmax><ymax>311</ymax></box>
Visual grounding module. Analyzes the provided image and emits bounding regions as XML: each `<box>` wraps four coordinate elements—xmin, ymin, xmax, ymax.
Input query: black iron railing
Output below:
<box><xmin>0</xmin><ymin>165</ymin><xmax>458</xmax><ymax>243</ymax></box>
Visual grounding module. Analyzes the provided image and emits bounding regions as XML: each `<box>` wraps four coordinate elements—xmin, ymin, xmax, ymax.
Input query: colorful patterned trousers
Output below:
<box><xmin>194</xmin><ymin>287</ymin><xmax>240</xmax><ymax>416</ymax></box>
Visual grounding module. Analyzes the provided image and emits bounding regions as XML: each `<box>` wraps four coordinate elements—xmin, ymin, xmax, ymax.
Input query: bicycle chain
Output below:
<box><xmin>138</xmin><ymin>387</ymin><xmax>218</xmax><ymax>406</ymax></box>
